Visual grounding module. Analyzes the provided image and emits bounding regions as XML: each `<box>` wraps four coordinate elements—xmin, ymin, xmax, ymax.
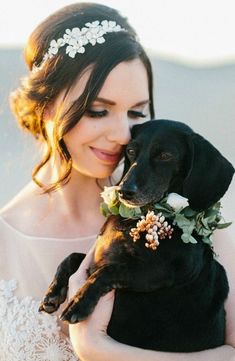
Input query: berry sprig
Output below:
<box><xmin>129</xmin><ymin>210</ymin><xmax>174</xmax><ymax>251</ymax></box>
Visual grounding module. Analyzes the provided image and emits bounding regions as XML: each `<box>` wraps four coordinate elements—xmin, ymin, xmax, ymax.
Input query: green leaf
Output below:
<box><xmin>182</xmin><ymin>207</ymin><xmax>197</xmax><ymax>217</ymax></box>
<box><xmin>154</xmin><ymin>203</ymin><xmax>173</xmax><ymax>213</ymax></box>
<box><xmin>133</xmin><ymin>207</ymin><xmax>142</xmax><ymax>217</ymax></box>
<box><xmin>182</xmin><ymin>224</ymin><xmax>195</xmax><ymax>234</ymax></box>
<box><xmin>119</xmin><ymin>203</ymin><xmax>141</xmax><ymax>218</ymax></box>
<box><xmin>181</xmin><ymin>233</ymin><xmax>197</xmax><ymax>244</ymax></box>
<box><xmin>216</xmin><ymin>222</ymin><xmax>232</xmax><ymax>229</ymax></box>
<box><xmin>204</xmin><ymin>208</ymin><xmax>219</xmax><ymax>219</ymax></box>
<box><xmin>201</xmin><ymin>218</ymin><xmax>209</xmax><ymax>228</ymax></box>
<box><xmin>202</xmin><ymin>236</ymin><xmax>213</xmax><ymax>245</ymax></box>
<box><xmin>100</xmin><ymin>202</ymin><xmax>111</xmax><ymax>217</ymax></box>
<box><xmin>109</xmin><ymin>205</ymin><xmax>120</xmax><ymax>215</ymax></box>
<box><xmin>174</xmin><ymin>214</ymin><xmax>192</xmax><ymax>227</ymax></box>
<box><xmin>196</xmin><ymin>227</ymin><xmax>212</xmax><ymax>237</ymax></box>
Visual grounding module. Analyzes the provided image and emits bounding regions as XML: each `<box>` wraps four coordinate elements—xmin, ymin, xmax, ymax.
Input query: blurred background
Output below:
<box><xmin>0</xmin><ymin>0</ymin><xmax>234</xmax><ymax>223</ymax></box>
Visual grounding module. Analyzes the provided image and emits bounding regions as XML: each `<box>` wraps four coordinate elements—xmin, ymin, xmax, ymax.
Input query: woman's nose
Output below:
<box><xmin>107</xmin><ymin>116</ymin><xmax>131</xmax><ymax>145</ymax></box>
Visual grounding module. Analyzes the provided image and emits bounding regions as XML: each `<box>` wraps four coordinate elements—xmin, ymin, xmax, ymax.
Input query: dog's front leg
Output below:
<box><xmin>60</xmin><ymin>263</ymin><xmax>132</xmax><ymax>323</ymax></box>
<box><xmin>39</xmin><ymin>252</ymin><xmax>86</xmax><ymax>314</ymax></box>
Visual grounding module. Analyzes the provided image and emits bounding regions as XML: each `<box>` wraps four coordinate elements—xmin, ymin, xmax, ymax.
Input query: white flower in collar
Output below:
<box><xmin>166</xmin><ymin>193</ymin><xmax>189</xmax><ymax>212</ymax></box>
<box><xmin>101</xmin><ymin>186</ymin><xmax>119</xmax><ymax>207</ymax></box>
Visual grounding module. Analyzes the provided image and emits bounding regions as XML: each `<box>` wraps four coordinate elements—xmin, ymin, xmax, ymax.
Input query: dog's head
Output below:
<box><xmin>119</xmin><ymin>119</ymin><xmax>234</xmax><ymax>211</ymax></box>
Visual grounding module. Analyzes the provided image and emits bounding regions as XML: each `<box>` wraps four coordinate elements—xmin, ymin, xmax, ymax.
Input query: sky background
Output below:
<box><xmin>1</xmin><ymin>0</ymin><xmax>235</xmax><ymax>66</ymax></box>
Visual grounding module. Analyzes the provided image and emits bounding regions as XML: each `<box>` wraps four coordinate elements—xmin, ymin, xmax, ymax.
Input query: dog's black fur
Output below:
<box><xmin>39</xmin><ymin>120</ymin><xmax>234</xmax><ymax>352</ymax></box>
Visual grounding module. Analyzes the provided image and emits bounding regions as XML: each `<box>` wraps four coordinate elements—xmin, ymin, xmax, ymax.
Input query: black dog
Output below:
<box><xmin>39</xmin><ymin>119</ymin><xmax>234</xmax><ymax>352</ymax></box>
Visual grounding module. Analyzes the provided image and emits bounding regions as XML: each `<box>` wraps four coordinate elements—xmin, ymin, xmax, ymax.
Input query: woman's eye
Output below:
<box><xmin>86</xmin><ymin>109</ymin><xmax>108</xmax><ymax>118</ymax></box>
<box><xmin>128</xmin><ymin>111</ymin><xmax>147</xmax><ymax>119</ymax></box>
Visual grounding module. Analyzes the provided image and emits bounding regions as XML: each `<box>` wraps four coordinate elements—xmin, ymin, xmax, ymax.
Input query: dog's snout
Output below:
<box><xmin>119</xmin><ymin>184</ymin><xmax>138</xmax><ymax>200</ymax></box>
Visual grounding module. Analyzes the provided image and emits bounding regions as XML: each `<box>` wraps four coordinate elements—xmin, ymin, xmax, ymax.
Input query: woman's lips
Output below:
<box><xmin>90</xmin><ymin>147</ymin><xmax>122</xmax><ymax>163</ymax></box>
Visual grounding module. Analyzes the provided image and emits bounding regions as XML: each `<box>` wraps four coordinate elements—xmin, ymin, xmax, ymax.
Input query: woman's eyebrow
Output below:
<box><xmin>131</xmin><ymin>100</ymin><xmax>150</xmax><ymax>107</ymax></box>
<box><xmin>94</xmin><ymin>97</ymin><xmax>150</xmax><ymax>107</ymax></box>
<box><xmin>94</xmin><ymin>97</ymin><xmax>115</xmax><ymax>105</ymax></box>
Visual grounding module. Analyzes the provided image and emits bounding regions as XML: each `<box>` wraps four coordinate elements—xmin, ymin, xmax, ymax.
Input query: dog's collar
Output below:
<box><xmin>100</xmin><ymin>186</ymin><xmax>232</xmax><ymax>251</ymax></box>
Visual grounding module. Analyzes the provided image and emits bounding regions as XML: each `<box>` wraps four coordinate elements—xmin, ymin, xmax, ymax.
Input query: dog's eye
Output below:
<box><xmin>158</xmin><ymin>152</ymin><xmax>172</xmax><ymax>161</ymax></box>
<box><xmin>126</xmin><ymin>148</ymin><xmax>136</xmax><ymax>158</ymax></box>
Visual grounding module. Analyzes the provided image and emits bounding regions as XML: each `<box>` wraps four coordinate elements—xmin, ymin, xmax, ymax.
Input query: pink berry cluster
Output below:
<box><xmin>129</xmin><ymin>211</ymin><xmax>174</xmax><ymax>251</ymax></box>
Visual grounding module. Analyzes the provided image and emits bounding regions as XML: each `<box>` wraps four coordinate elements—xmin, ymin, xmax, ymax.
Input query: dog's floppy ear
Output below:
<box><xmin>183</xmin><ymin>133</ymin><xmax>234</xmax><ymax>211</ymax></box>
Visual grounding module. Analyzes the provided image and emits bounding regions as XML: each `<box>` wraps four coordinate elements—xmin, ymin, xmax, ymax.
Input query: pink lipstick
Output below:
<box><xmin>90</xmin><ymin>147</ymin><xmax>122</xmax><ymax>163</ymax></box>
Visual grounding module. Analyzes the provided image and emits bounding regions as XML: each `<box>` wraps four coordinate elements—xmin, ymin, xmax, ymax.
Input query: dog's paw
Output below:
<box><xmin>60</xmin><ymin>298</ymin><xmax>92</xmax><ymax>323</ymax></box>
<box><xmin>39</xmin><ymin>283</ymin><xmax>68</xmax><ymax>314</ymax></box>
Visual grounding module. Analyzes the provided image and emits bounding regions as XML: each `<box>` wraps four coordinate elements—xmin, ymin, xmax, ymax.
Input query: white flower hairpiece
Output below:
<box><xmin>32</xmin><ymin>20</ymin><xmax>126</xmax><ymax>72</ymax></box>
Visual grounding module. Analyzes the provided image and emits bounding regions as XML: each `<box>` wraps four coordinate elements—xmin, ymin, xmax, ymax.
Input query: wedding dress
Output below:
<box><xmin>0</xmin><ymin>216</ymin><xmax>96</xmax><ymax>361</ymax></box>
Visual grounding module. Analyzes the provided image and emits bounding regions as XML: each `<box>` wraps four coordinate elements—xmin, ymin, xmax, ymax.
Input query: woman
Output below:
<box><xmin>0</xmin><ymin>3</ymin><xmax>234</xmax><ymax>361</ymax></box>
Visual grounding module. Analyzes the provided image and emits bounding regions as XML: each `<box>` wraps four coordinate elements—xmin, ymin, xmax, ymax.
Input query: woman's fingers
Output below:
<box><xmin>69</xmin><ymin>290</ymin><xmax>115</xmax><ymax>339</ymax></box>
<box><xmin>69</xmin><ymin>243</ymin><xmax>96</xmax><ymax>297</ymax></box>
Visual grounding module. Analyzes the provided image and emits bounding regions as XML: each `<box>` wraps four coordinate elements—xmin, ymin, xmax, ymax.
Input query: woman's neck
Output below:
<box><xmin>48</xmin><ymin>169</ymin><xmax>109</xmax><ymax>219</ymax></box>
<box><xmin>1</xmin><ymin>156</ymin><xmax>111</xmax><ymax>239</ymax></box>
<box><xmin>36</xmin><ymin>154</ymin><xmax>109</xmax><ymax>216</ymax></box>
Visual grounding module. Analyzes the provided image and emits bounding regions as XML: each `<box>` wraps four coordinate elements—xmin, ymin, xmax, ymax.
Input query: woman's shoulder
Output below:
<box><xmin>0</xmin><ymin>181</ymin><xmax>44</xmax><ymax>236</ymax></box>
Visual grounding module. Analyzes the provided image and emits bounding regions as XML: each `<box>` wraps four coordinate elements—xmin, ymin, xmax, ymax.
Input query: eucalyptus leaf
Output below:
<box><xmin>204</xmin><ymin>208</ymin><xmax>219</xmax><ymax>219</ymax></box>
<box><xmin>196</xmin><ymin>227</ymin><xmax>212</xmax><ymax>237</ymax></box>
<box><xmin>181</xmin><ymin>233</ymin><xmax>197</xmax><ymax>244</ymax></box>
<box><xmin>181</xmin><ymin>224</ymin><xmax>195</xmax><ymax>234</ymax></box>
<box><xmin>202</xmin><ymin>236</ymin><xmax>213</xmax><ymax>245</ymax></box>
<box><xmin>119</xmin><ymin>203</ymin><xmax>141</xmax><ymax>218</ymax></box>
<box><xmin>182</xmin><ymin>207</ymin><xmax>197</xmax><ymax>217</ymax></box>
<box><xmin>201</xmin><ymin>218</ymin><xmax>209</xmax><ymax>228</ymax></box>
<box><xmin>109</xmin><ymin>205</ymin><xmax>120</xmax><ymax>215</ymax></box>
<box><xmin>133</xmin><ymin>207</ymin><xmax>142</xmax><ymax>217</ymax></box>
<box><xmin>174</xmin><ymin>214</ymin><xmax>192</xmax><ymax>227</ymax></box>
<box><xmin>216</xmin><ymin>222</ymin><xmax>232</xmax><ymax>229</ymax></box>
<box><xmin>100</xmin><ymin>202</ymin><xmax>111</xmax><ymax>217</ymax></box>
<box><xmin>154</xmin><ymin>203</ymin><xmax>172</xmax><ymax>213</ymax></box>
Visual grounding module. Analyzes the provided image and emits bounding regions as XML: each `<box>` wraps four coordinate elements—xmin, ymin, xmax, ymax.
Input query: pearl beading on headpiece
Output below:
<box><xmin>32</xmin><ymin>20</ymin><xmax>126</xmax><ymax>72</ymax></box>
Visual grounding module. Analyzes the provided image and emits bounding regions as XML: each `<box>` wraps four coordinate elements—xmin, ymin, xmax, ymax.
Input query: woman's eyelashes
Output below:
<box><xmin>85</xmin><ymin>109</ymin><xmax>147</xmax><ymax>120</ymax></box>
<box><xmin>128</xmin><ymin>110</ymin><xmax>147</xmax><ymax>119</ymax></box>
<box><xmin>86</xmin><ymin>109</ymin><xmax>108</xmax><ymax>118</ymax></box>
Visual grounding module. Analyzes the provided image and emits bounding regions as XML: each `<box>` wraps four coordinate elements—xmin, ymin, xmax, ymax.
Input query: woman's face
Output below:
<box><xmin>52</xmin><ymin>59</ymin><xmax>150</xmax><ymax>179</ymax></box>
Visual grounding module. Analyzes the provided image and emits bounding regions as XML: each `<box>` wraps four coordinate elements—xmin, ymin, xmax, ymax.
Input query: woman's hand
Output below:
<box><xmin>68</xmin><ymin>244</ymin><xmax>96</xmax><ymax>299</ymax></box>
<box><xmin>68</xmin><ymin>245</ymin><xmax>115</xmax><ymax>360</ymax></box>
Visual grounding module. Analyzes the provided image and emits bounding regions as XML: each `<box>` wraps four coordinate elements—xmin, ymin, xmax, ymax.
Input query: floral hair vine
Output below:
<box><xmin>32</xmin><ymin>20</ymin><xmax>126</xmax><ymax>73</ymax></box>
<box><xmin>100</xmin><ymin>186</ymin><xmax>232</xmax><ymax>251</ymax></box>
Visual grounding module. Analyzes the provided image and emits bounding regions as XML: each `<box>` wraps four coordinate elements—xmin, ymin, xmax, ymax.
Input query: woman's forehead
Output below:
<box><xmin>58</xmin><ymin>59</ymin><xmax>149</xmax><ymax>108</ymax></box>
<box><xmin>98</xmin><ymin>60</ymin><xmax>149</xmax><ymax>102</ymax></box>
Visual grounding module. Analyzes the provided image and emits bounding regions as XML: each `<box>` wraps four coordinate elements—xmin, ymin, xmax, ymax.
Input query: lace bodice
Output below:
<box><xmin>0</xmin><ymin>215</ymin><xmax>97</xmax><ymax>361</ymax></box>
<box><xmin>0</xmin><ymin>279</ymin><xmax>78</xmax><ymax>361</ymax></box>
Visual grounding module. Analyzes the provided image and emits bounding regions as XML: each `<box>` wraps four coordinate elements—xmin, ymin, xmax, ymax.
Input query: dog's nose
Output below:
<box><xmin>119</xmin><ymin>184</ymin><xmax>138</xmax><ymax>200</ymax></box>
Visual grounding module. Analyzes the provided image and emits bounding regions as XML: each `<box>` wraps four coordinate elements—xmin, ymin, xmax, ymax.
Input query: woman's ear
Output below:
<box><xmin>183</xmin><ymin>133</ymin><xmax>234</xmax><ymax>211</ymax></box>
<box><xmin>43</xmin><ymin>107</ymin><xmax>52</xmax><ymax>122</ymax></box>
<box><xmin>43</xmin><ymin>100</ymin><xmax>57</xmax><ymax>122</ymax></box>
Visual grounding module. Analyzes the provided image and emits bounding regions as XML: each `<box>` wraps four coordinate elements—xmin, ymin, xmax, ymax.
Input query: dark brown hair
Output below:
<box><xmin>10</xmin><ymin>2</ymin><xmax>155</xmax><ymax>192</ymax></box>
